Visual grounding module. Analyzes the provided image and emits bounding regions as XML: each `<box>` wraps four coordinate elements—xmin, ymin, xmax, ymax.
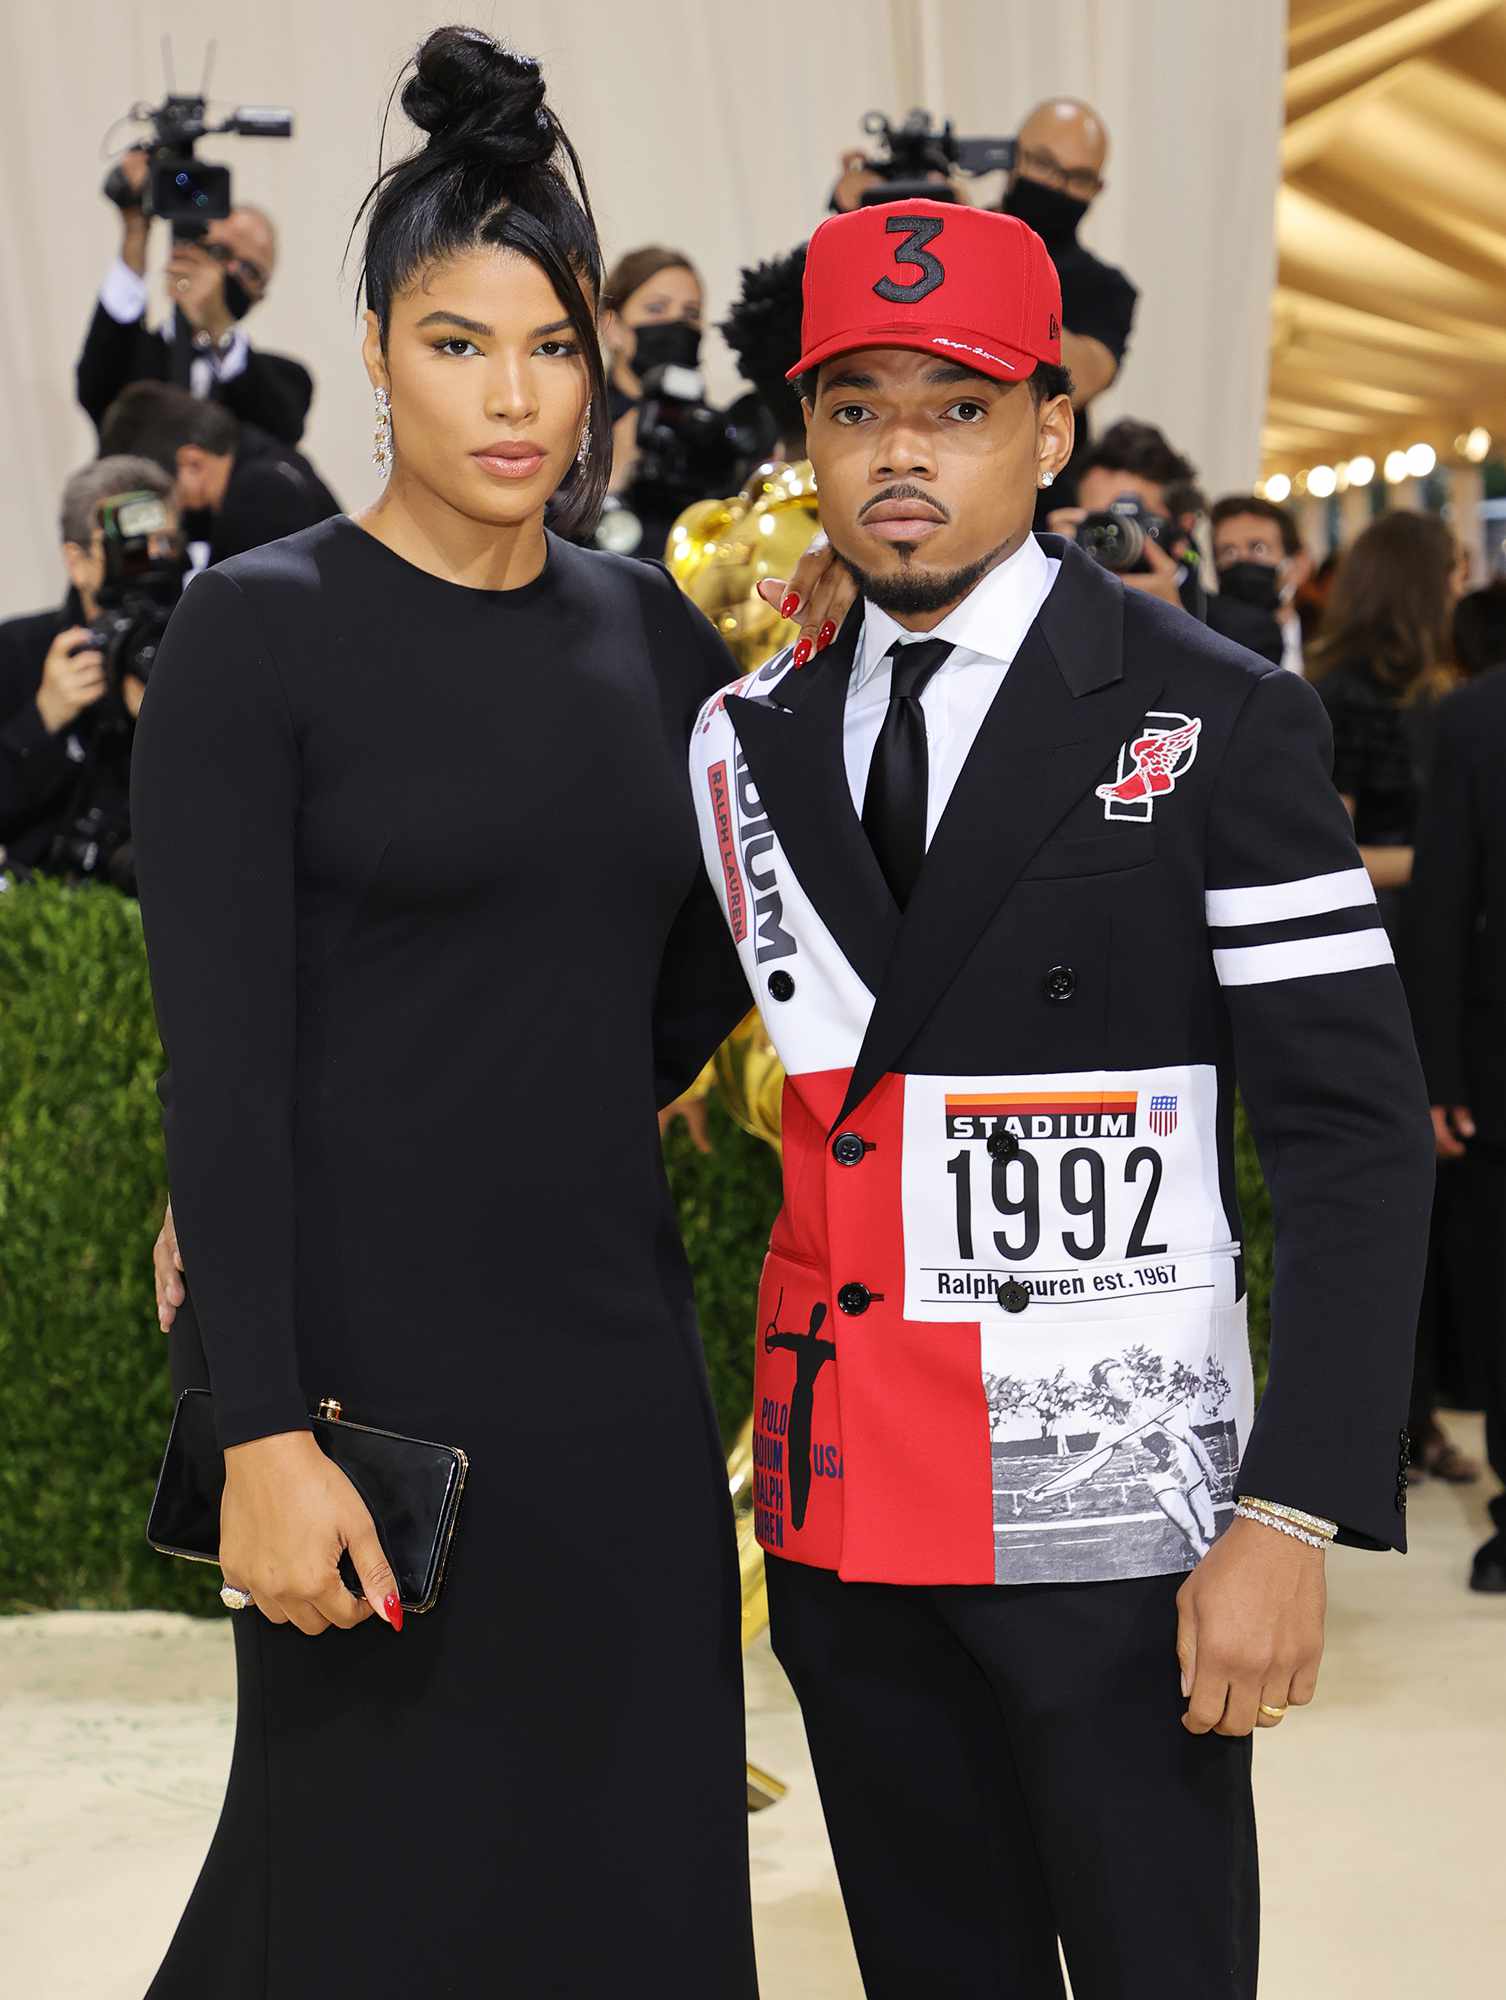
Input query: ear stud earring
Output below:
<box><xmin>1038</xmin><ymin>469</ymin><xmax>1056</xmax><ymax>489</ymax></box>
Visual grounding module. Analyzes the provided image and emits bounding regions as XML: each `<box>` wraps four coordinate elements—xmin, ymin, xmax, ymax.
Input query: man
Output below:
<box><xmin>833</xmin><ymin>98</ymin><xmax>1135</xmax><ymax>430</ymax></box>
<box><xmin>1052</xmin><ymin>418</ymin><xmax>1286</xmax><ymax>665</ymax></box>
<box><xmin>0</xmin><ymin>456</ymin><xmax>176</xmax><ymax>873</ymax></box>
<box><xmin>1211</xmin><ymin>493</ymin><xmax>1312</xmax><ymax>675</ymax></box>
<box><xmin>1408</xmin><ymin>666</ymin><xmax>1506</xmax><ymax>1593</ymax></box>
<box><xmin>690</xmin><ymin>198</ymin><xmax>1431</xmax><ymax>1995</ymax></box>
<box><xmin>99</xmin><ymin>382</ymin><xmax>339</xmax><ymax>569</ymax></box>
<box><xmin>78</xmin><ymin>145</ymin><xmax>313</xmax><ymax>448</ymax></box>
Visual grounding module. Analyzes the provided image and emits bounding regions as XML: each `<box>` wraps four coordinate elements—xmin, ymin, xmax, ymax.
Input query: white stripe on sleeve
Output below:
<box><xmin>1205</xmin><ymin>866</ymin><xmax>1376</xmax><ymax>929</ymax></box>
<box><xmin>1213</xmin><ymin>927</ymin><xmax>1395</xmax><ymax>988</ymax></box>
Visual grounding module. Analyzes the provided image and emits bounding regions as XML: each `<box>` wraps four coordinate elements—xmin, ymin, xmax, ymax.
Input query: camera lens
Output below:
<box><xmin>1078</xmin><ymin>513</ymin><xmax>1146</xmax><ymax>572</ymax></box>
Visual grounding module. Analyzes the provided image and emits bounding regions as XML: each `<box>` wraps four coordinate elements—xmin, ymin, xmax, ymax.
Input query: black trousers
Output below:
<box><xmin>767</xmin><ymin>1555</ymin><xmax>1257</xmax><ymax>2000</ymax></box>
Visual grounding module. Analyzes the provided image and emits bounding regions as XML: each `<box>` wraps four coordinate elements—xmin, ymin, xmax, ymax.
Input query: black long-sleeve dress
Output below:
<box><xmin>129</xmin><ymin>516</ymin><xmax>757</xmax><ymax>1997</ymax></box>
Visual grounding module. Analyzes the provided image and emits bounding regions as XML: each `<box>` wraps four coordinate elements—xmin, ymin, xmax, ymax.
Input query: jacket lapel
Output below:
<box><xmin>833</xmin><ymin>541</ymin><xmax>1162</xmax><ymax>1129</ymax></box>
<box><xmin>724</xmin><ymin>600</ymin><xmax>901</xmax><ymax>999</ymax></box>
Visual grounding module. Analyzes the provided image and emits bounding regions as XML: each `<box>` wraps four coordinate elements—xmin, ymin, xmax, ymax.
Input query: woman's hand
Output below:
<box><xmin>758</xmin><ymin>533</ymin><xmax>856</xmax><ymax>667</ymax></box>
<box><xmin>155</xmin><ymin>1201</ymin><xmax>184</xmax><ymax>1332</ymax></box>
<box><xmin>220</xmin><ymin>1431</ymin><xmax>404</xmax><ymax>1636</ymax></box>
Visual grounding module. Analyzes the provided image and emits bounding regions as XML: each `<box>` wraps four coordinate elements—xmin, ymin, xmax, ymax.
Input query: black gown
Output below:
<box><xmin>130</xmin><ymin>517</ymin><xmax>756</xmax><ymax>1996</ymax></box>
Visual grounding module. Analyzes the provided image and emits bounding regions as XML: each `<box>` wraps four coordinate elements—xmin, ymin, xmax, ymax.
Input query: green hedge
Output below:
<box><xmin>0</xmin><ymin>879</ymin><xmax>1268</xmax><ymax>1613</ymax></box>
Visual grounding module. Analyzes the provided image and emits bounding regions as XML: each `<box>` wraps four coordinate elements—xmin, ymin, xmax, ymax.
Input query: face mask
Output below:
<box><xmin>631</xmin><ymin>320</ymin><xmax>701</xmax><ymax>376</ymax></box>
<box><xmin>222</xmin><ymin>271</ymin><xmax>255</xmax><ymax>321</ymax></box>
<box><xmin>1002</xmin><ymin>176</ymin><xmax>1089</xmax><ymax>246</ymax></box>
<box><xmin>1216</xmin><ymin>561</ymin><xmax>1283</xmax><ymax>614</ymax></box>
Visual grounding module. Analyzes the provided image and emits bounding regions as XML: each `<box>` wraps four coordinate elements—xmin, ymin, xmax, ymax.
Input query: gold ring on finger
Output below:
<box><xmin>1258</xmin><ymin>1702</ymin><xmax>1288</xmax><ymax>1721</ymax></box>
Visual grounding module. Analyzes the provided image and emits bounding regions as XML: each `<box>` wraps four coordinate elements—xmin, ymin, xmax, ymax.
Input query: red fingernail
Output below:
<box><xmin>779</xmin><ymin>593</ymin><xmax>800</xmax><ymax>620</ymax></box>
<box><xmin>792</xmin><ymin>638</ymin><xmax>813</xmax><ymax>669</ymax></box>
<box><xmin>816</xmin><ymin>620</ymin><xmax>836</xmax><ymax>652</ymax></box>
<box><xmin>384</xmin><ymin>1592</ymin><xmax>403</xmax><ymax>1633</ymax></box>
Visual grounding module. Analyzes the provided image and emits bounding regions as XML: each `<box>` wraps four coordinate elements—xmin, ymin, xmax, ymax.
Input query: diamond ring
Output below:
<box><xmin>219</xmin><ymin>1583</ymin><xmax>254</xmax><ymax>1612</ymax></box>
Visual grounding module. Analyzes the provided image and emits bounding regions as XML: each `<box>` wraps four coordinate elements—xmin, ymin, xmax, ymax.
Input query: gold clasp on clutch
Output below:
<box><xmin>316</xmin><ymin>1396</ymin><xmax>343</xmax><ymax>1422</ymax></box>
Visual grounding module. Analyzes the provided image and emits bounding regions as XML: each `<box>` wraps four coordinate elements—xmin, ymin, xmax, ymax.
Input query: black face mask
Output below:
<box><xmin>1002</xmin><ymin>176</ymin><xmax>1090</xmax><ymax>247</ymax></box>
<box><xmin>222</xmin><ymin>271</ymin><xmax>256</xmax><ymax>321</ymax></box>
<box><xmin>631</xmin><ymin>320</ymin><xmax>701</xmax><ymax>376</ymax></box>
<box><xmin>1217</xmin><ymin>561</ymin><xmax>1283</xmax><ymax>615</ymax></box>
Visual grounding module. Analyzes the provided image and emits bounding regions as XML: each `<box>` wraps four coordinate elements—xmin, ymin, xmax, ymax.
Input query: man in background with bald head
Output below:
<box><xmin>831</xmin><ymin>94</ymin><xmax>1136</xmax><ymax>434</ymax></box>
<box><xmin>77</xmin><ymin>144</ymin><xmax>315</xmax><ymax>449</ymax></box>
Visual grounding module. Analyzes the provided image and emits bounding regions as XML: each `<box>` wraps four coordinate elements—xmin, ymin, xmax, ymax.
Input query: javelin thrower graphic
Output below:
<box><xmin>1026</xmin><ymin>1359</ymin><xmax>1219</xmax><ymax>1560</ymax></box>
<box><xmin>1096</xmin><ymin>716</ymin><xmax>1202</xmax><ymax>807</ymax></box>
<box><xmin>763</xmin><ymin>1290</ymin><xmax>836</xmax><ymax>1531</ymax></box>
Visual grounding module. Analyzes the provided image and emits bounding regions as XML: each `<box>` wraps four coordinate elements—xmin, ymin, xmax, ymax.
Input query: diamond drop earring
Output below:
<box><xmin>576</xmin><ymin>413</ymin><xmax>593</xmax><ymax>468</ymax></box>
<box><xmin>1038</xmin><ymin>468</ymin><xmax>1055</xmax><ymax>489</ymax></box>
<box><xmin>373</xmin><ymin>387</ymin><xmax>393</xmax><ymax>477</ymax></box>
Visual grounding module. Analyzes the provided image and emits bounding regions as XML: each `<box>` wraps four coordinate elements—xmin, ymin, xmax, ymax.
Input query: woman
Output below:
<box><xmin>1308</xmin><ymin>510</ymin><xmax>1474</xmax><ymax>1487</ymax></box>
<box><xmin>133</xmin><ymin>29</ymin><xmax>843</xmax><ymax>1994</ymax></box>
<box><xmin>599</xmin><ymin>244</ymin><xmax>705</xmax><ymax>497</ymax></box>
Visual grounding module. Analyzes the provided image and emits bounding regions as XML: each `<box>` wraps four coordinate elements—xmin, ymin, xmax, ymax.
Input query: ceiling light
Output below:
<box><xmin>1264</xmin><ymin>473</ymin><xmax>1291</xmax><ymax>503</ymax></box>
<box><xmin>1462</xmin><ymin>427</ymin><xmax>1491</xmax><ymax>463</ymax></box>
<box><xmin>1347</xmin><ymin>455</ymin><xmax>1375</xmax><ymax>487</ymax></box>
<box><xmin>1405</xmin><ymin>442</ymin><xmax>1436</xmax><ymax>478</ymax></box>
<box><xmin>1383</xmin><ymin>450</ymin><xmax>1409</xmax><ymax>484</ymax></box>
<box><xmin>1307</xmin><ymin>465</ymin><xmax>1337</xmax><ymax>498</ymax></box>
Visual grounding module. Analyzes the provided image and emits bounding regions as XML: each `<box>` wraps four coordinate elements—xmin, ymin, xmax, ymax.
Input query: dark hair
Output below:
<box><xmin>721</xmin><ymin>245</ymin><xmax>808</xmax><ymax>443</ymax></box>
<box><xmin>1451</xmin><ymin>582</ymin><xmax>1506</xmax><ymax>680</ymax></box>
<box><xmin>1308</xmin><ymin>510</ymin><xmax>1458</xmax><ymax>691</ymax></box>
<box><xmin>1209</xmin><ymin>493</ymin><xmax>1302</xmax><ymax>558</ymax></box>
<box><xmin>601</xmin><ymin>245</ymin><xmax>698</xmax><ymax>318</ymax></box>
<box><xmin>796</xmin><ymin>353</ymin><xmax>1075</xmax><ymax>409</ymax></box>
<box><xmin>1079</xmin><ymin>418</ymin><xmax>1205</xmax><ymax>520</ymax></box>
<box><xmin>347</xmin><ymin>27</ymin><xmax>610</xmax><ymax>538</ymax></box>
<box><xmin>59</xmin><ymin>454</ymin><xmax>174</xmax><ymax>546</ymax></box>
<box><xmin>98</xmin><ymin>381</ymin><xmax>239</xmax><ymax>469</ymax></box>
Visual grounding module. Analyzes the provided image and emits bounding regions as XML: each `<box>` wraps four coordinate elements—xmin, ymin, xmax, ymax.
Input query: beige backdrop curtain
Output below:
<box><xmin>0</xmin><ymin>0</ymin><xmax>1284</xmax><ymax>614</ymax></box>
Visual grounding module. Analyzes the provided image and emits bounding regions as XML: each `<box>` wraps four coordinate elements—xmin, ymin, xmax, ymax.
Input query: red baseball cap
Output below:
<box><xmin>787</xmin><ymin>198</ymin><xmax>1062</xmax><ymax>387</ymax></box>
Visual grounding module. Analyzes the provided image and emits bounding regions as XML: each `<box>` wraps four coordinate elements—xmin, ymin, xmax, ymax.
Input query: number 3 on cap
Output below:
<box><xmin>873</xmin><ymin>215</ymin><xmax>946</xmax><ymax>304</ymax></box>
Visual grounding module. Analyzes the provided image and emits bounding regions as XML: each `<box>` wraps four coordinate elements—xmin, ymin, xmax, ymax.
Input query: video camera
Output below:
<box><xmin>103</xmin><ymin>51</ymin><xmax>292</xmax><ymax>237</ymax></box>
<box><xmin>854</xmin><ymin>109</ymin><xmax>1017</xmax><ymax>206</ymax></box>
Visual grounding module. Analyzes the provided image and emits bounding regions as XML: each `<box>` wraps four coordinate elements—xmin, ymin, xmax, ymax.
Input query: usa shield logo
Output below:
<box><xmin>1148</xmin><ymin>1094</ymin><xmax>1179</xmax><ymax>1137</ymax></box>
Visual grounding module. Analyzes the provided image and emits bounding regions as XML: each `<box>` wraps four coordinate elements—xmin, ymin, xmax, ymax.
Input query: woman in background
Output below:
<box><xmin>599</xmin><ymin>245</ymin><xmax>705</xmax><ymax>498</ymax></box>
<box><xmin>1309</xmin><ymin>510</ymin><xmax>1474</xmax><ymax>1489</ymax></box>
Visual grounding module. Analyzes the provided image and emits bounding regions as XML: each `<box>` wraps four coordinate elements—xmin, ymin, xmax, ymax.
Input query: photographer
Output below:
<box><xmin>1050</xmin><ymin>419</ymin><xmax>1285</xmax><ymax>664</ymax></box>
<box><xmin>78</xmin><ymin>145</ymin><xmax>313</xmax><ymax>448</ymax></box>
<box><xmin>1211</xmin><ymin>493</ymin><xmax>1312</xmax><ymax>675</ymax></box>
<box><xmin>0</xmin><ymin>456</ymin><xmax>179</xmax><ymax>882</ymax></box>
<box><xmin>831</xmin><ymin>97</ymin><xmax>1136</xmax><ymax>428</ymax></box>
<box><xmin>594</xmin><ymin>246</ymin><xmax>746</xmax><ymax>558</ymax></box>
<box><xmin>99</xmin><ymin>382</ymin><xmax>339</xmax><ymax>568</ymax></box>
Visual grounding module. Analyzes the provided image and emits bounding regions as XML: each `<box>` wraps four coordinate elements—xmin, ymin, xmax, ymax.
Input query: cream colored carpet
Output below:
<box><xmin>3</xmin><ymin>1415</ymin><xmax>1501</xmax><ymax>1998</ymax></box>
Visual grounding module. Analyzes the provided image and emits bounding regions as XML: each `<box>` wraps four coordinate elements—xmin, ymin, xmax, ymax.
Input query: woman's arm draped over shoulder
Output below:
<box><xmin>131</xmin><ymin>568</ymin><xmax>310</xmax><ymax>1448</ymax></box>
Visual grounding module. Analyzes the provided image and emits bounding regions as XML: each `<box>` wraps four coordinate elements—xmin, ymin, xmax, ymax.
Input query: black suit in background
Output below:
<box><xmin>0</xmin><ymin>590</ymin><xmax>130</xmax><ymax>872</ymax></box>
<box><xmin>1407</xmin><ymin>667</ymin><xmax>1506</xmax><ymax>1548</ymax></box>
<box><xmin>205</xmin><ymin>424</ymin><xmax>341</xmax><ymax>565</ymax></box>
<box><xmin>76</xmin><ymin>297</ymin><xmax>313</xmax><ymax>448</ymax></box>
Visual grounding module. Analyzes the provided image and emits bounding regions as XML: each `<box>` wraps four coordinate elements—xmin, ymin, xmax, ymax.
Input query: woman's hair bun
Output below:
<box><xmin>402</xmin><ymin>26</ymin><xmax>555</xmax><ymax>169</ymax></box>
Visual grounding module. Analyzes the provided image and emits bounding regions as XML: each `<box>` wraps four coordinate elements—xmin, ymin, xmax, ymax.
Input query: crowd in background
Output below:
<box><xmin>2</xmin><ymin>86</ymin><xmax>1504</xmax><ymax>1587</ymax></box>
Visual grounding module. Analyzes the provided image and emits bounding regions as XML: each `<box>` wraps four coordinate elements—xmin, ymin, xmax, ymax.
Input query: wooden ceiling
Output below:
<box><xmin>1266</xmin><ymin>0</ymin><xmax>1506</xmax><ymax>478</ymax></box>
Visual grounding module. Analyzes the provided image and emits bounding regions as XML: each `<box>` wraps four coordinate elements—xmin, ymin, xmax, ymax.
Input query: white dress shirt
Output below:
<box><xmin>99</xmin><ymin>255</ymin><xmax>250</xmax><ymax>401</ymax></box>
<box><xmin>843</xmin><ymin>533</ymin><xmax>1060</xmax><ymax>844</ymax></box>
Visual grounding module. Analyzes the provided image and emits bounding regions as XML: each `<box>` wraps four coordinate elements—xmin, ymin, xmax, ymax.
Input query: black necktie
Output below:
<box><xmin>861</xmin><ymin>638</ymin><xmax>953</xmax><ymax>909</ymax></box>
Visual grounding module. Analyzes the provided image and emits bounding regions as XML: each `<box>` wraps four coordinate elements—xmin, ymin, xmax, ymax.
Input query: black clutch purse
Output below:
<box><xmin>147</xmin><ymin>1389</ymin><xmax>469</xmax><ymax>1614</ymax></box>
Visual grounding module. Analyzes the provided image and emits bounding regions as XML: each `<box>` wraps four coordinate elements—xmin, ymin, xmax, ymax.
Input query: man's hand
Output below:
<box><xmin>154</xmin><ymin>1200</ymin><xmax>185</xmax><ymax>1332</ymax></box>
<box><xmin>1175</xmin><ymin>1515</ymin><xmax>1325</xmax><ymax>1737</ymax></box>
<box><xmin>1119</xmin><ymin>535</ymin><xmax>1184</xmax><ymax>607</ymax></box>
<box><xmin>659</xmin><ymin>1092</ymin><xmax>713</xmax><ymax>1154</ymax></box>
<box><xmin>1432</xmin><ymin>1104</ymin><xmax>1475</xmax><ymax>1160</ymax></box>
<box><xmin>115</xmin><ymin>148</ymin><xmax>152</xmax><ymax>277</ymax></box>
<box><xmin>35</xmin><ymin>628</ymin><xmax>106</xmax><ymax>735</ymax></box>
<box><xmin>1044</xmin><ymin>505</ymin><xmax>1086</xmax><ymax>540</ymax></box>
<box><xmin>164</xmin><ymin>240</ymin><xmax>233</xmax><ymax>341</ymax></box>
